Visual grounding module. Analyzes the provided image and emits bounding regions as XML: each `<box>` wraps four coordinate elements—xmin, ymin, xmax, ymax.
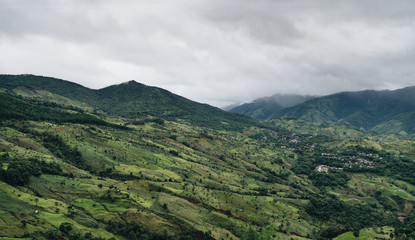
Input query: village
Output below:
<box><xmin>263</xmin><ymin>130</ymin><xmax>385</xmax><ymax>173</ymax></box>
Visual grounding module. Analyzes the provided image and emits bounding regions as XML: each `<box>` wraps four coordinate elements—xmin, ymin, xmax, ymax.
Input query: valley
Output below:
<box><xmin>0</xmin><ymin>75</ymin><xmax>415</xmax><ymax>240</ymax></box>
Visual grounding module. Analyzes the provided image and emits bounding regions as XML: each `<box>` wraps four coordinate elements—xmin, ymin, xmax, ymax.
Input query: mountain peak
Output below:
<box><xmin>118</xmin><ymin>80</ymin><xmax>141</xmax><ymax>86</ymax></box>
<box><xmin>128</xmin><ymin>80</ymin><xmax>140</xmax><ymax>84</ymax></box>
<box><xmin>0</xmin><ymin>74</ymin><xmax>262</xmax><ymax>130</ymax></box>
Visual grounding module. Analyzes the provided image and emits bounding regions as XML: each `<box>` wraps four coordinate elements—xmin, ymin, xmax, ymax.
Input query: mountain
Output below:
<box><xmin>274</xmin><ymin>87</ymin><xmax>415</xmax><ymax>134</ymax></box>
<box><xmin>221</xmin><ymin>103</ymin><xmax>242</xmax><ymax>111</ymax></box>
<box><xmin>2</xmin><ymin>74</ymin><xmax>415</xmax><ymax>240</ymax></box>
<box><xmin>0</xmin><ymin>74</ymin><xmax>264</xmax><ymax>130</ymax></box>
<box><xmin>0</xmin><ymin>93</ymin><xmax>109</xmax><ymax>126</ymax></box>
<box><xmin>229</xmin><ymin>94</ymin><xmax>315</xmax><ymax>121</ymax></box>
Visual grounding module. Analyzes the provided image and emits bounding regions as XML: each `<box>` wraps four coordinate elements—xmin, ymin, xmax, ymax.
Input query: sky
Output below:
<box><xmin>1</xmin><ymin>0</ymin><xmax>415</xmax><ymax>107</ymax></box>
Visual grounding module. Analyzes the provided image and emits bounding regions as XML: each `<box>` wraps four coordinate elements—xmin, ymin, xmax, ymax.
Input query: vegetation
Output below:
<box><xmin>0</xmin><ymin>74</ymin><xmax>265</xmax><ymax>131</ymax></box>
<box><xmin>229</xmin><ymin>94</ymin><xmax>314</xmax><ymax>121</ymax></box>
<box><xmin>0</xmin><ymin>74</ymin><xmax>415</xmax><ymax>239</ymax></box>
<box><xmin>306</xmin><ymin>194</ymin><xmax>394</xmax><ymax>239</ymax></box>
<box><xmin>274</xmin><ymin>87</ymin><xmax>415</xmax><ymax>134</ymax></box>
<box><xmin>0</xmin><ymin>155</ymin><xmax>62</xmax><ymax>186</ymax></box>
<box><xmin>0</xmin><ymin>93</ymin><xmax>109</xmax><ymax>126</ymax></box>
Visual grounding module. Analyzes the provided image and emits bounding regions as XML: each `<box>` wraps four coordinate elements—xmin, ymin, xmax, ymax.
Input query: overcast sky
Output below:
<box><xmin>1</xmin><ymin>0</ymin><xmax>415</xmax><ymax>107</ymax></box>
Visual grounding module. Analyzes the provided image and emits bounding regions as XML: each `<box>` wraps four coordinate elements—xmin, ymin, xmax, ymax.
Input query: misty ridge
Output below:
<box><xmin>261</xmin><ymin>94</ymin><xmax>317</xmax><ymax>109</ymax></box>
<box><xmin>229</xmin><ymin>86</ymin><xmax>415</xmax><ymax>135</ymax></box>
<box><xmin>228</xmin><ymin>93</ymin><xmax>316</xmax><ymax>121</ymax></box>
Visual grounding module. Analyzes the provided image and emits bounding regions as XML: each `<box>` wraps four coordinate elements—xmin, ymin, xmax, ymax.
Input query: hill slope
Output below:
<box><xmin>0</xmin><ymin>74</ymin><xmax>263</xmax><ymax>130</ymax></box>
<box><xmin>274</xmin><ymin>87</ymin><xmax>415</xmax><ymax>134</ymax></box>
<box><xmin>1</xmin><ymin>75</ymin><xmax>415</xmax><ymax>240</ymax></box>
<box><xmin>229</xmin><ymin>94</ymin><xmax>314</xmax><ymax>121</ymax></box>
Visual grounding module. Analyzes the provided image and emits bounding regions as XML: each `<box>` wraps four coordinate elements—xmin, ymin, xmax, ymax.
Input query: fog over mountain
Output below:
<box><xmin>275</xmin><ymin>86</ymin><xmax>415</xmax><ymax>134</ymax></box>
<box><xmin>229</xmin><ymin>94</ymin><xmax>316</xmax><ymax>120</ymax></box>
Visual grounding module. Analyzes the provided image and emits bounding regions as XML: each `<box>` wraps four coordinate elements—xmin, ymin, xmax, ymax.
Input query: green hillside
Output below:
<box><xmin>0</xmin><ymin>75</ymin><xmax>415</xmax><ymax>240</ymax></box>
<box><xmin>229</xmin><ymin>94</ymin><xmax>314</xmax><ymax>121</ymax></box>
<box><xmin>0</xmin><ymin>74</ymin><xmax>263</xmax><ymax>131</ymax></box>
<box><xmin>0</xmin><ymin>94</ymin><xmax>109</xmax><ymax>127</ymax></box>
<box><xmin>274</xmin><ymin>88</ymin><xmax>415</xmax><ymax>134</ymax></box>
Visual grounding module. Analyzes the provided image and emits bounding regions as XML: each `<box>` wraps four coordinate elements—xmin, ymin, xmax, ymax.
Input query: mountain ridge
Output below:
<box><xmin>0</xmin><ymin>74</ymin><xmax>264</xmax><ymax>130</ymax></box>
<box><xmin>229</xmin><ymin>93</ymin><xmax>315</xmax><ymax>120</ymax></box>
<box><xmin>274</xmin><ymin>86</ymin><xmax>415</xmax><ymax>134</ymax></box>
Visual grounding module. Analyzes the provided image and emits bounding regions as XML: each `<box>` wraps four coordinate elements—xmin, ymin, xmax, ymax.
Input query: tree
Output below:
<box><xmin>59</xmin><ymin>222</ymin><xmax>73</xmax><ymax>234</ymax></box>
<box><xmin>127</xmin><ymin>231</ymin><xmax>138</xmax><ymax>240</ymax></box>
<box><xmin>353</xmin><ymin>228</ymin><xmax>360</xmax><ymax>238</ymax></box>
<box><xmin>21</xmin><ymin>220</ymin><xmax>27</xmax><ymax>228</ymax></box>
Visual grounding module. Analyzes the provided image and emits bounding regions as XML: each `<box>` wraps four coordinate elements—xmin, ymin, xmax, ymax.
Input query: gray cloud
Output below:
<box><xmin>0</xmin><ymin>1</ymin><xmax>122</xmax><ymax>42</ymax></box>
<box><xmin>1</xmin><ymin>0</ymin><xmax>415</xmax><ymax>107</ymax></box>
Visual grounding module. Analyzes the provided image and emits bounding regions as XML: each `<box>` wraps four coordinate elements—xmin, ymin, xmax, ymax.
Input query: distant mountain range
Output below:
<box><xmin>276</xmin><ymin>87</ymin><xmax>415</xmax><ymax>134</ymax></box>
<box><xmin>228</xmin><ymin>94</ymin><xmax>315</xmax><ymax>121</ymax></box>
<box><xmin>2</xmin><ymin>74</ymin><xmax>415</xmax><ymax>134</ymax></box>
<box><xmin>230</xmin><ymin>87</ymin><xmax>415</xmax><ymax>134</ymax></box>
<box><xmin>0</xmin><ymin>74</ymin><xmax>263</xmax><ymax>130</ymax></box>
